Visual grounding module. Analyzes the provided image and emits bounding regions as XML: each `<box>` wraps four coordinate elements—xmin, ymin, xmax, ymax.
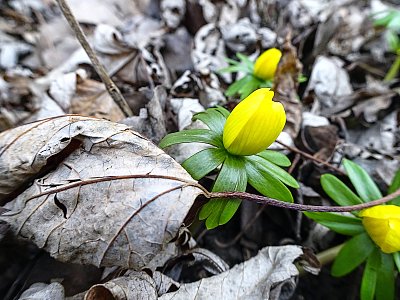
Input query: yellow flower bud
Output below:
<box><xmin>253</xmin><ymin>48</ymin><xmax>282</xmax><ymax>81</ymax></box>
<box><xmin>359</xmin><ymin>205</ymin><xmax>400</xmax><ymax>253</ymax></box>
<box><xmin>223</xmin><ymin>88</ymin><xmax>286</xmax><ymax>156</ymax></box>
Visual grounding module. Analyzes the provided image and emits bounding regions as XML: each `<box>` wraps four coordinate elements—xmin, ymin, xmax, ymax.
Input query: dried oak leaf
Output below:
<box><xmin>0</xmin><ymin>116</ymin><xmax>203</xmax><ymax>269</ymax></box>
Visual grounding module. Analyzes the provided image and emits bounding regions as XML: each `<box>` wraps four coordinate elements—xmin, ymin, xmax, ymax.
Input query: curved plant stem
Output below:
<box><xmin>206</xmin><ymin>188</ymin><xmax>400</xmax><ymax>212</ymax></box>
<box><xmin>56</xmin><ymin>0</ymin><xmax>133</xmax><ymax>117</ymax></box>
<box><xmin>276</xmin><ymin>141</ymin><xmax>346</xmax><ymax>176</ymax></box>
<box><xmin>384</xmin><ymin>54</ymin><xmax>400</xmax><ymax>82</ymax></box>
<box><xmin>316</xmin><ymin>243</ymin><xmax>344</xmax><ymax>266</ymax></box>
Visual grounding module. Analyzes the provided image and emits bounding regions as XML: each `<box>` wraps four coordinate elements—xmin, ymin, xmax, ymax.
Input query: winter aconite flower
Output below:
<box><xmin>159</xmin><ymin>88</ymin><xmax>296</xmax><ymax>229</ymax></box>
<box><xmin>253</xmin><ymin>48</ymin><xmax>282</xmax><ymax>81</ymax></box>
<box><xmin>221</xmin><ymin>48</ymin><xmax>283</xmax><ymax>99</ymax></box>
<box><xmin>222</xmin><ymin>88</ymin><xmax>286</xmax><ymax>156</ymax></box>
<box><xmin>359</xmin><ymin>205</ymin><xmax>400</xmax><ymax>253</ymax></box>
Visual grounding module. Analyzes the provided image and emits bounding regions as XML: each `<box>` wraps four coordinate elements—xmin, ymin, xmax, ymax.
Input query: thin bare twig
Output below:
<box><xmin>277</xmin><ymin>140</ymin><xmax>346</xmax><ymax>176</ymax></box>
<box><xmin>206</xmin><ymin>188</ymin><xmax>400</xmax><ymax>212</ymax></box>
<box><xmin>56</xmin><ymin>0</ymin><xmax>133</xmax><ymax>117</ymax></box>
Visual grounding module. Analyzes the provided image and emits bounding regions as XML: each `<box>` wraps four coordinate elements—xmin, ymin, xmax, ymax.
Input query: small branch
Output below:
<box><xmin>56</xmin><ymin>0</ymin><xmax>133</xmax><ymax>117</ymax></box>
<box><xmin>206</xmin><ymin>188</ymin><xmax>400</xmax><ymax>212</ymax></box>
<box><xmin>277</xmin><ymin>140</ymin><xmax>346</xmax><ymax>176</ymax></box>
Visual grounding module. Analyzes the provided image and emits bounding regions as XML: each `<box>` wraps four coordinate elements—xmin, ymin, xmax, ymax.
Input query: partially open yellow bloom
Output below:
<box><xmin>359</xmin><ymin>205</ymin><xmax>400</xmax><ymax>253</ymax></box>
<box><xmin>223</xmin><ymin>88</ymin><xmax>286</xmax><ymax>156</ymax></box>
<box><xmin>253</xmin><ymin>48</ymin><xmax>282</xmax><ymax>81</ymax></box>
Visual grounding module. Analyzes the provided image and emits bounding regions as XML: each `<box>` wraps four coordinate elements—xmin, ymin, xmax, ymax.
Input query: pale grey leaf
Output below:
<box><xmin>18</xmin><ymin>282</ymin><xmax>64</xmax><ymax>300</ymax></box>
<box><xmin>0</xmin><ymin>116</ymin><xmax>203</xmax><ymax>269</ymax></box>
<box><xmin>158</xmin><ymin>245</ymin><xmax>303</xmax><ymax>300</ymax></box>
<box><xmin>84</xmin><ymin>271</ymin><xmax>157</xmax><ymax>300</ymax></box>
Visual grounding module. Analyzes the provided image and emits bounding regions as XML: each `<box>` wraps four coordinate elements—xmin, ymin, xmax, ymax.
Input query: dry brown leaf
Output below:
<box><xmin>192</xmin><ymin>23</ymin><xmax>228</xmax><ymax>79</ymax></box>
<box><xmin>68</xmin><ymin>0</ymin><xmax>147</xmax><ymax>27</ymax></box>
<box><xmin>273</xmin><ymin>34</ymin><xmax>303</xmax><ymax>139</ymax></box>
<box><xmin>303</xmin><ymin>55</ymin><xmax>353</xmax><ymax>116</ymax></box>
<box><xmin>82</xmin><ymin>270</ymin><xmax>180</xmax><ymax>300</ymax></box>
<box><xmin>0</xmin><ymin>116</ymin><xmax>203</xmax><ymax>269</ymax></box>
<box><xmin>71</xmin><ymin>77</ymin><xmax>125</xmax><ymax>121</ymax></box>
<box><xmin>85</xmin><ymin>271</ymin><xmax>157</xmax><ymax>300</ymax></box>
<box><xmin>121</xmin><ymin>86</ymin><xmax>167</xmax><ymax>144</ymax></box>
<box><xmin>221</xmin><ymin>18</ymin><xmax>257</xmax><ymax>53</ymax></box>
<box><xmin>161</xmin><ymin>0</ymin><xmax>186</xmax><ymax>29</ymax></box>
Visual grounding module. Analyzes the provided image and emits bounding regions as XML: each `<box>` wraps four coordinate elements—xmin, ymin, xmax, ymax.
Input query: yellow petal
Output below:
<box><xmin>360</xmin><ymin>205</ymin><xmax>400</xmax><ymax>253</ymax></box>
<box><xmin>223</xmin><ymin>88</ymin><xmax>286</xmax><ymax>156</ymax></box>
<box><xmin>253</xmin><ymin>48</ymin><xmax>282</xmax><ymax>81</ymax></box>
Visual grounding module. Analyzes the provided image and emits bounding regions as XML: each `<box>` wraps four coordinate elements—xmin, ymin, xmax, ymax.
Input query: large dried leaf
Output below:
<box><xmin>0</xmin><ymin>116</ymin><xmax>203</xmax><ymax>269</ymax></box>
<box><xmin>159</xmin><ymin>245</ymin><xmax>303</xmax><ymax>300</ymax></box>
<box><xmin>80</xmin><ymin>246</ymin><xmax>301</xmax><ymax>299</ymax></box>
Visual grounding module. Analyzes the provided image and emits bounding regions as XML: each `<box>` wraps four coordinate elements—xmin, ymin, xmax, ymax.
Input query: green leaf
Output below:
<box><xmin>360</xmin><ymin>248</ymin><xmax>380</xmax><ymax>300</ymax></box>
<box><xmin>225</xmin><ymin>75</ymin><xmax>253</xmax><ymax>97</ymax></box>
<box><xmin>192</xmin><ymin>106</ymin><xmax>229</xmax><ymax>135</ymax></box>
<box><xmin>304</xmin><ymin>212</ymin><xmax>364</xmax><ymax>236</ymax></box>
<box><xmin>215</xmin><ymin>105</ymin><xmax>230</xmax><ymax>118</ymax></box>
<box><xmin>159</xmin><ymin>129</ymin><xmax>223</xmax><ymax>149</ymax></box>
<box><xmin>182</xmin><ymin>148</ymin><xmax>227</xmax><ymax>180</ymax></box>
<box><xmin>387</xmin><ymin>30</ymin><xmax>400</xmax><ymax>52</ymax></box>
<box><xmin>393</xmin><ymin>252</ymin><xmax>400</xmax><ymax>273</ymax></box>
<box><xmin>388</xmin><ymin>169</ymin><xmax>400</xmax><ymax>205</ymax></box>
<box><xmin>219</xmin><ymin>65</ymin><xmax>251</xmax><ymax>74</ymax></box>
<box><xmin>245</xmin><ymin>159</ymin><xmax>293</xmax><ymax>202</ymax></box>
<box><xmin>321</xmin><ymin>174</ymin><xmax>364</xmax><ymax>206</ymax></box>
<box><xmin>257</xmin><ymin>150</ymin><xmax>291</xmax><ymax>167</ymax></box>
<box><xmin>388</xmin><ymin>13</ymin><xmax>400</xmax><ymax>31</ymax></box>
<box><xmin>298</xmin><ymin>74</ymin><xmax>308</xmax><ymax>83</ymax></box>
<box><xmin>375</xmin><ymin>252</ymin><xmax>395</xmax><ymax>300</ymax></box>
<box><xmin>332</xmin><ymin>232</ymin><xmax>375</xmax><ymax>277</ymax></box>
<box><xmin>373</xmin><ymin>10</ymin><xmax>397</xmax><ymax>27</ymax></box>
<box><xmin>199</xmin><ymin>155</ymin><xmax>247</xmax><ymax>229</ymax></box>
<box><xmin>238</xmin><ymin>76</ymin><xmax>262</xmax><ymax>99</ymax></box>
<box><xmin>388</xmin><ymin>169</ymin><xmax>400</xmax><ymax>193</ymax></box>
<box><xmin>343</xmin><ymin>159</ymin><xmax>383</xmax><ymax>202</ymax></box>
<box><xmin>224</xmin><ymin>57</ymin><xmax>241</xmax><ymax>65</ymax></box>
<box><xmin>248</xmin><ymin>155</ymin><xmax>299</xmax><ymax>188</ymax></box>
<box><xmin>258</xmin><ymin>80</ymin><xmax>273</xmax><ymax>88</ymax></box>
<box><xmin>236</xmin><ymin>53</ymin><xmax>254</xmax><ymax>71</ymax></box>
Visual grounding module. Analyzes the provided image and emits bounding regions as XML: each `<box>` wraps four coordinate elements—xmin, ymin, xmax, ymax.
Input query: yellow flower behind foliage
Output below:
<box><xmin>253</xmin><ymin>48</ymin><xmax>282</xmax><ymax>81</ymax></box>
<box><xmin>222</xmin><ymin>88</ymin><xmax>286</xmax><ymax>156</ymax></box>
<box><xmin>360</xmin><ymin>205</ymin><xmax>400</xmax><ymax>253</ymax></box>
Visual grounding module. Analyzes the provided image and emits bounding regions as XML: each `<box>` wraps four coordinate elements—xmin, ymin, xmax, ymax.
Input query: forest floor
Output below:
<box><xmin>0</xmin><ymin>0</ymin><xmax>399</xmax><ymax>299</ymax></box>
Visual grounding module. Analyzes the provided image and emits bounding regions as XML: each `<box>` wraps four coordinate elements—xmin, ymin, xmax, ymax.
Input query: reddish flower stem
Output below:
<box><xmin>206</xmin><ymin>188</ymin><xmax>400</xmax><ymax>212</ymax></box>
